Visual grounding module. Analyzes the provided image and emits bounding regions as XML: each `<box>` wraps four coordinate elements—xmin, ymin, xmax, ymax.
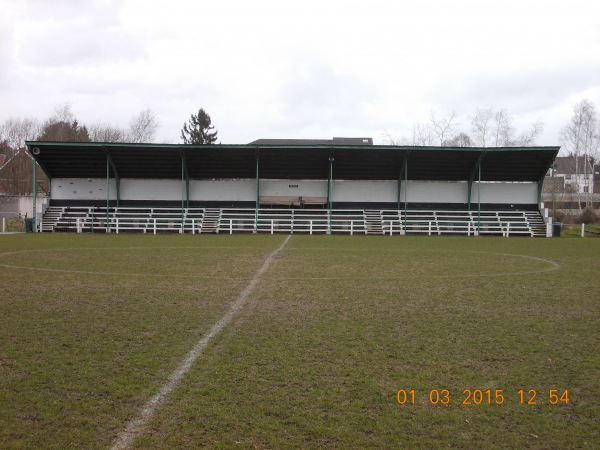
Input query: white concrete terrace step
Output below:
<box><xmin>200</xmin><ymin>208</ymin><xmax>222</xmax><ymax>233</ymax></box>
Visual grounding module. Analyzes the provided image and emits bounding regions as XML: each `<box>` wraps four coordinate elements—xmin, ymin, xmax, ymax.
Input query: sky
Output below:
<box><xmin>1</xmin><ymin>0</ymin><xmax>599</xmax><ymax>146</ymax></box>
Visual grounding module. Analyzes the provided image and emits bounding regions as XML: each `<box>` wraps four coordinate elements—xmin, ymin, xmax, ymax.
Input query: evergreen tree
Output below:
<box><xmin>180</xmin><ymin>108</ymin><xmax>218</xmax><ymax>144</ymax></box>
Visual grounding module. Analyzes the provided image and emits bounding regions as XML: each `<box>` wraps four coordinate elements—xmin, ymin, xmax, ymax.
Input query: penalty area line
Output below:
<box><xmin>111</xmin><ymin>235</ymin><xmax>291</xmax><ymax>450</ymax></box>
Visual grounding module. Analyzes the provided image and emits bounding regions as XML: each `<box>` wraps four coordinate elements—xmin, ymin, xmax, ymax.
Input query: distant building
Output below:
<box><xmin>0</xmin><ymin>150</ymin><xmax>49</xmax><ymax>196</ymax></box>
<box><xmin>549</xmin><ymin>155</ymin><xmax>595</xmax><ymax>194</ymax></box>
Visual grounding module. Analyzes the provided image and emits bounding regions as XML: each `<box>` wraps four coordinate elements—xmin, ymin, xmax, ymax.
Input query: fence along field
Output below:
<box><xmin>0</xmin><ymin>234</ymin><xmax>598</xmax><ymax>448</ymax></box>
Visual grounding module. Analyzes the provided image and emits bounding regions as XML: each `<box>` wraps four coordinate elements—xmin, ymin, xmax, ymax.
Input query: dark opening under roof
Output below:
<box><xmin>26</xmin><ymin>142</ymin><xmax>559</xmax><ymax>182</ymax></box>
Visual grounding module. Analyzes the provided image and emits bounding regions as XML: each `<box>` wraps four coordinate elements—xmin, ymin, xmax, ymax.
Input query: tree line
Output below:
<box><xmin>0</xmin><ymin>104</ymin><xmax>219</xmax><ymax>158</ymax></box>
<box><xmin>0</xmin><ymin>105</ymin><xmax>218</xmax><ymax>195</ymax></box>
<box><xmin>382</xmin><ymin>107</ymin><xmax>545</xmax><ymax>147</ymax></box>
<box><xmin>1</xmin><ymin>100</ymin><xmax>598</xmax><ymax>197</ymax></box>
<box><xmin>0</xmin><ymin>103</ymin><xmax>161</xmax><ymax>159</ymax></box>
<box><xmin>382</xmin><ymin>101</ymin><xmax>599</xmax><ymax>161</ymax></box>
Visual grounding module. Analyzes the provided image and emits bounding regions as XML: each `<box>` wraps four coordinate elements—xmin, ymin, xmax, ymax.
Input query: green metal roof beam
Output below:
<box><xmin>468</xmin><ymin>151</ymin><xmax>486</xmax><ymax>210</ymax></box>
<box><xmin>102</xmin><ymin>146</ymin><xmax>120</xmax><ymax>207</ymax></box>
<box><xmin>179</xmin><ymin>148</ymin><xmax>190</xmax><ymax>208</ymax></box>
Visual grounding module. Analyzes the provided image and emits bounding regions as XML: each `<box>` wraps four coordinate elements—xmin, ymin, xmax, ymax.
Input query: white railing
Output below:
<box><xmin>40</xmin><ymin>206</ymin><xmax>546</xmax><ymax>237</ymax></box>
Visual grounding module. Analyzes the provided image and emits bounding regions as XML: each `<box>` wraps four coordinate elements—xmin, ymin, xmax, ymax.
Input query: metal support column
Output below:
<box><xmin>551</xmin><ymin>163</ymin><xmax>555</xmax><ymax>221</ymax></box>
<box><xmin>106</xmin><ymin>155</ymin><xmax>110</xmax><ymax>233</ymax></box>
<box><xmin>181</xmin><ymin>154</ymin><xmax>185</xmax><ymax>230</ymax></box>
<box><xmin>468</xmin><ymin>151</ymin><xmax>486</xmax><ymax>212</ymax></box>
<box><xmin>179</xmin><ymin>148</ymin><xmax>190</xmax><ymax>209</ymax></box>
<box><xmin>32</xmin><ymin>156</ymin><xmax>37</xmax><ymax>232</ymax></box>
<box><xmin>404</xmin><ymin>160</ymin><xmax>408</xmax><ymax>231</ymax></box>
<box><xmin>102</xmin><ymin>146</ymin><xmax>120</xmax><ymax>207</ymax></box>
<box><xmin>255</xmin><ymin>148</ymin><xmax>260</xmax><ymax>232</ymax></box>
<box><xmin>477</xmin><ymin>162</ymin><xmax>481</xmax><ymax>236</ymax></box>
<box><xmin>397</xmin><ymin>167</ymin><xmax>402</xmax><ymax>210</ymax></box>
<box><xmin>328</xmin><ymin>153</ymin><xmax>334</xmax><ymax>234</ymax></box>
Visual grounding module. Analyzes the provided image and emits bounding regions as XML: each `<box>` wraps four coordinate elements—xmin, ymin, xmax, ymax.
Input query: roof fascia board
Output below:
<box><xmin>25</xmin><ymin>141</ymin><xmax>560</xmax><ymax>153</ymax></box>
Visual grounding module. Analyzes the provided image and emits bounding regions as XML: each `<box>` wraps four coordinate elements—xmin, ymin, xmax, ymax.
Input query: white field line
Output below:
<box><xmin>0</xmin><ymin>246</ymin><xmax>276</xmax><ymax>279</ymax></box>
<box><xmin>0</xmin><ymin>263</ymin><xmax>253</xmax><ymax>279</ymax></box>
<box><xmin>0</xmin><ymin>250</ymin><xmax>560</xmax><ymax>280</ymax></box>
<box><xmin>110</xmin><ymin>235</ymin><xmax>291</xmax><ymax>450</ymax></box>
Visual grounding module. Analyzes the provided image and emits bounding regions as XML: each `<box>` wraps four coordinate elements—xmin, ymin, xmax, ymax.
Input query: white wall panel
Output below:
<box><xmin>121</xmin><ymin>179</ymin><xmax>181</xmax><ymax>201</ymax></box>
<box><xmin>190</xmin><ymin>179</ymin><xmax>255</xmax><ymax>201</ymax></box>
<box><xmin>470</xmin><ymin>182</ymin><xmax>537</xmax><ymax>204</ymax></box>
<box><xmin>404</xmin><ymin>181</ymin><xmax>468</xmax><ymax>203</ymax></box>
<box><xmin>50</xmin><ymin>178</ymin><xmax>538</xmax><ymax>205</ymax></box>
<box><xmin>333</xmin><ymin>180</ymin><xmax>396</xmax><ymax>202</ymax></box>
<box><xmin>51</xmin><ymin>178</ymin><xmax>116</xmax><ymax>200</ymax></box>
<box><xmin>260</xmin><ymin>180</ymin><xmax>327</xmax><ymax>197</ymax></box>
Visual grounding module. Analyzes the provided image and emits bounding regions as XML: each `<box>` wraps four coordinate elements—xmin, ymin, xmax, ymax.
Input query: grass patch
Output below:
<box><xmin>1</xmin><ymin>234</ymin><xmax>599</xmax><ymax>448</ymax></box>
<box><xmin>561</xmin><ymin>224</ymin><xmax>600</xmax><ymax>238</ymax></box>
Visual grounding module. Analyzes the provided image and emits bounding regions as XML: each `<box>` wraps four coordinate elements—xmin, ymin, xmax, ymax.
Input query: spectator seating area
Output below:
<box><xmin>40</xmin><ymin>206</ymin><xmax>549</xmax><ymax>237</ymax></box>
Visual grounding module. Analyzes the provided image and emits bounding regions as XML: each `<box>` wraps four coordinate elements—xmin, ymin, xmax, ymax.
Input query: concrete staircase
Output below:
<box><xmin>364</xmin><ymin>210</ymin><xmax>384</xmax><ymax>235</ymax></box>
<box><xmin>40</xmin><ymin>206</ymin><xmax>63</xmax><ymax>232</ymax></box>
<box><xmin>526</xmin><ymin>212</ymin><xmax>547</xmax><ymax>237</ymax></box>
<box><xmin>200</xmin><ymin>208</ymin><xmax>221</xmax><ymax>233</ymax></box>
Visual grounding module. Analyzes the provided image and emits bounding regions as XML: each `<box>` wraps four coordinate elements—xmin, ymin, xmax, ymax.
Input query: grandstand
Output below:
<box><xmin>26</xmin><ymin>141</ymin><xmax>559</xmax><ymax>237</ymax></box>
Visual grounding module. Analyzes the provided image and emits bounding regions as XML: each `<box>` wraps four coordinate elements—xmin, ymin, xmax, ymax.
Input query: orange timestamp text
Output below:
<box><xmin>396</xmin><ymin>389</ymin><xmax>569</xmax><ymax>406</ymax></box>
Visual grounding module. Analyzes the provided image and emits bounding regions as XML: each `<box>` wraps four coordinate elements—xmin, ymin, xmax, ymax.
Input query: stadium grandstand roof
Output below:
<box><xmin>26</xmin><ymin>141</ymin><xmax>559</xmax><ymax>182</ymax></box>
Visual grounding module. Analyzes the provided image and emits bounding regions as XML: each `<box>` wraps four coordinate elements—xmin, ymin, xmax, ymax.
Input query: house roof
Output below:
<box><xmin>25</xmin><ymin>141</ymin><xmax>559</xmax><ymax>183</ymax></box>
<box><xmin>554</xmin><ymin>155</ymin><xmax>596</xmax><ymax>174</ymax></box>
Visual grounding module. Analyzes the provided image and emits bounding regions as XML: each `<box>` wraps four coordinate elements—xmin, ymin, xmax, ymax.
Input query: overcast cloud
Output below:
<box><xmin>0</xmin><ymin>0</ymin><xmax>599</xmax><ymax>146</ymax></box>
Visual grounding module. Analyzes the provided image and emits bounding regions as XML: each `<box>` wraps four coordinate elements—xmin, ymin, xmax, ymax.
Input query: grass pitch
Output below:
<box><xmin>0</xmin><ymin>234</ymin><xmax>598</xmax><ymax>449</ymax></box>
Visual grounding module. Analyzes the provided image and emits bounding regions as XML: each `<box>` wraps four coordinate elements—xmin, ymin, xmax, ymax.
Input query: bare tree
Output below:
<box><xmin>128</xmin><ymin>109</ymin><xmax>159</xmax><ymax>143</ymax></box>
<box><xmin>472</xmin><ymin>107</ymin><xmax>542</xmax><ymax>147</ymax></box>
<box><xmin>50</xmin><ymin>102</ymin><xmax>76</xmax><ymax>123</ymax></box>
<box><xmin>412</xmin><ymin>123</ymin><xmax>436</xmax><ymax>146</ymax></box>
<box><xmin>381</xmin><ymin>129</ymin><xmax>401</xmax><ymax>145</ymax></box>
<box><xmin>491</xmin><ymin>109</ymin><xmax>516</xmax><ymax>146</ymax></box>
<box><xmin>0</xmin><ymin>117</ymin><xmax>41</xmax><ymax>156</ymax></box>
<box><xmin>429</xmin><ymin>110</ymin><xmax>458</xmax><ymax>145</ymax></box>
<box><xmin>444</xmin><ymin>132</ymin><xmax>473</xmax><ymax>147</ymax></box>
<box><xmin>89</xmin><ymin>122</ymin><xmax>126</xmax><ymax>142</ymax></box>
<box><xmin>385</xmin><ymin>107</ymin><xmax>543</xmax><ymax>149</ymax></box>
<box><xmin>516</xmin><ymin>120</ymin><xmax>544</xmax><ymax>146</ymax></box>
<box><xmin>470</xmin><ymin>108</ymin><xmax>493</xmax><ymax>147</ymax></box>
<box><xmin>560</xmin><ymin>99</ymin><xmax>600</xmax><ymax>208</ymax></box>
<box><xmin>382</xmin><ymin>123</ymin><xmax>436</xmax><ymax>146</ymax></box>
